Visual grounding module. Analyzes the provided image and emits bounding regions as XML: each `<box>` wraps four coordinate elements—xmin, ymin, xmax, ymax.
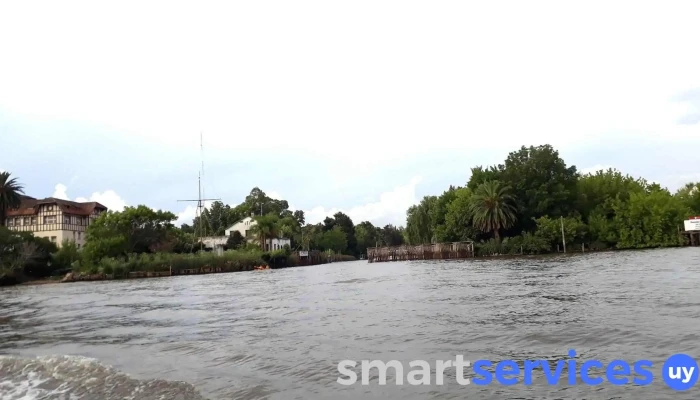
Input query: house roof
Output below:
<box><xmin>224</xmin><ymin>216</ymin><xmax>255</xmax><ymax>231</ymax></box>
<box><xmin>5</xmin><ymin>197</ymin><xmax>108</xmax><ymax>217</ymax></box>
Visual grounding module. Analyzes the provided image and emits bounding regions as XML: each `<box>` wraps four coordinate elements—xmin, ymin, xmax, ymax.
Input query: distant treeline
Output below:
<box><xmin>405</xmin><ymin>144</ymin><xmax>700</xmax><ymax>255</ymax></box>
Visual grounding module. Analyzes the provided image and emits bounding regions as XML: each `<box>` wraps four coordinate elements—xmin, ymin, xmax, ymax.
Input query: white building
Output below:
<box><xmin>224</xmin><ymin>216</ymin><xmax>291</xmax><ymax>251</ymax></box>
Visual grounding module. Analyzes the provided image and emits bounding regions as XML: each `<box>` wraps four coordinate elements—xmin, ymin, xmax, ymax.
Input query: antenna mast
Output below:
<box><xmin>177</xmin><ymin>133</ymin><xmax>220</xmax><ymax>252</ymax></box>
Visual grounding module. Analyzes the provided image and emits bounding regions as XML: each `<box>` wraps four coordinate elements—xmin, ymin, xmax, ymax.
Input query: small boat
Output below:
<box><xmin>253</xmin><ymin>265</ymin><xmax>270</xmax><ymax>271</ymax></box>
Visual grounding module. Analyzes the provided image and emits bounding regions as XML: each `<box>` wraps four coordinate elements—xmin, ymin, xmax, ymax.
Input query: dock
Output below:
<box><xmin>682</xmin><ymin>231</ymin><xmax>700</xmax><ymax>246</ymax></box>
<box><xmin>367</xmin><ymin>242</ymin><xmax>474</xmax><ymax>263</ymax></box>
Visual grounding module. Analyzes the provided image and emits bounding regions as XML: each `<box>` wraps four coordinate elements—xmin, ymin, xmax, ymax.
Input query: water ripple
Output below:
<box><xmin>1</xmin><ymin>248</ymin><xmax>699</xmax><ymax>399</ymax></box>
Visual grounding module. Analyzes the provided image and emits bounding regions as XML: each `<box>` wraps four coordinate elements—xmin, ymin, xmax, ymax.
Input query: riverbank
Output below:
<box><xmin>2</xmin><ymin>250</ymin><xmax>358</xmax><ymax>287</ymax></box>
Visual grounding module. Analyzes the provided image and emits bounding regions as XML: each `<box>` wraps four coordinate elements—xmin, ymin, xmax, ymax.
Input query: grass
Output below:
<box><xmin>79</xmin><ymin>249</ymin><xmax>268</xmax><ymax>278</ymax></box>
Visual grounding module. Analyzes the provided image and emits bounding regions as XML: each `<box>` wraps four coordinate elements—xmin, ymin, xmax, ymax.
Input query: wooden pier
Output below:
<box><xmin>367</xmin><ymin>242</ymin><xmax>474</xmax><ymax>263</ymax></box>
<box><xmin>682</xmin><ymin>231</ymin><xmax>700</xmax><ymax>246</ymax></box>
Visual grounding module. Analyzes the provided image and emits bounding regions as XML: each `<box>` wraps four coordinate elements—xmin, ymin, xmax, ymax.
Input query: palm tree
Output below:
<box><xmin>0</xmin><ymin>172</ymin><xmax>25</xmax><ymax>227</ymax></box>
<box><xmin>469</xmin><ymin>180</ymin><xmax>517</xmax><ymax>242</ymax></box>
<box><xmin>251</xmin><ymin>214</ymin><xmax>279</xmax><ymax>251</ymax></box>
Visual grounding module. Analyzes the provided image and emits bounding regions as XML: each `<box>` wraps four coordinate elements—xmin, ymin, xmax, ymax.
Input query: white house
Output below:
<box><xmin>224</xmin><ymin>216</ymin><xmax>291</xmax><ymax>251</ymax></box>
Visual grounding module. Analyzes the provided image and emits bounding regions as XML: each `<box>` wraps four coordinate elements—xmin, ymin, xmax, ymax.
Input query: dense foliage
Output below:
<box><xmin>0</xmin><ymin>172</ymin><xmax>24</xmax><ymax>227</ymax></box>
<box><xmin>2</xmin><ymin>146</ymin><xmax>698</xmax><ymax>285</ymax></box>
<box><xmin>405</xmin><ymin>144</ymin><xmax>699</xmax><ymax>254</ymax></box>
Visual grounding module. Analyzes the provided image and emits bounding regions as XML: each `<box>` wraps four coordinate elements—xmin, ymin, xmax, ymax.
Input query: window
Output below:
<box><xmin>23</xmin><ymin>217</ymin><xmax>30</xmax><ymax>225</ymax></box>
<box><xmin>44</xmin><ymin>216</ymin><xmax>56</xmax><ymax>224</ymax></box>
<box><xmin>47</xmin><ymin>206</ymin><xmax>53</xmax><ymax>211</ymax></box>
<box><xmin>7</xmin><ymin>219</ymin><xmax>14</xmax><ymax>226</ymax></box>
<box><xmin>50</xmin><ymin>236</ymin><xmax>57</xmax><ymax>243</ymax></box>
<box><xmin>31</xmin><ymin>217</ymin><xmax>36</xmax><ymax>225</ymax></box>
<box><xmin>78</xmin><ymin>232</ymin><xmax>82</xmax><ymax>240</ymax></box>
<box><xmin>64</xmin><ymin>217</ymin><xmax>70</xmax><ymax>224</ymax></box>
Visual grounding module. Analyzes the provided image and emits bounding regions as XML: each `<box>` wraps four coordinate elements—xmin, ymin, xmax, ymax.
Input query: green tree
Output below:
<box><xmin>1</xmin><ymin>227</ymin><xmax>57</xmax><ymax>282</ymax></box>
<box><xmin>429</xmin><ymin>187</ymin><xmax>458</xmax><ymax>242</ymax></box>
<box><xmin>243</xmin><ymin>187</ymin><xmax>290</xmax><ymax>217</ymax></box>
<box><xmin>355</xmin><ymin>221</ymin><xmax>379</xmax><ymax>255</ymax></box>
<box><xmin>322</xmin><ymin>216</ymin><xmax>336</xmax><ymax>232</ymax></box>
<box><xmin>499</xmin><ymin>145</ymin><xmax>578</xmax><ymax>232</ymax></box>
<box><xmin>533</xmin><ymin>216</ymin><xmax>587</xmax><ymax>251</ymax></box>
<box><xmin>0</xmin><ymin>172</ymin><xmax>24</xmax><ymax>227</ymax></box>
<box><xmin>318</xmin><ymin>226</ymin><xmax>348</xmax><ymax>253</ymax></box>
<box><xmin>53</xmin><ymin>240</ymin><xmax>81</xmax><ymax>270</ymax></box>
<box><xmin>676</xmin><ymin>182</ymin><xmax>700</xmax><ymax>215</ymax></box>
<box><xmin>83</xmin><ymin>205</ymin><xmax>178</xmax><ymax>261</ymax></box>
<box><xmin>469</xmin><ymin>181</ymin><xmax>517</xmax><ymax>242</ymax></box>
<box><xmin>277</xmin><ymin>215</ymin><xmax>300</xmax><ymax>247</ymax></box>
<box><xmin>405</xmin><ymin>196</ymin><xmax>436</xmax><ymax>244</ymax></box>
<box><xmin>180</xmin><ymin>223</ymin><xmax>195</xmax><ymax>234</ymax></box>
<box><xmin>250</xmin><ymin>213</ymin><xmax>280</xmax><ymax>251</ymax></box>
<box><xmin>293</xmin><ymin>210</ymin><xmax>306</xmax><ymax>226</ymax></box>
<box><xmin>576</xmin><ymin>168</ymin><xmax>647</xmax><ymax>221</ymax></box>
<box><xmin>225</xmin><ymin>231</ymin><xmax>246</xmax><ymax>250</ymax></box>
<box><xmin>332</xmin><ymin>212</ymin><xmax>357</xmax><ymax>255</ymax></box>
<box><xmin>379</xmin><ymin>224</ymin><xmax>405</xmax><ymax>246</ymax></box>
<box><xmin>613</xmin><ymin>190</ymin><xmax>690</xmax><ymax>248</ymax></box>
<box><xmin>467</xmin><ymin>165</ymin><xmax>503</xmax><ymax>191</ymax></box>
<box><xmin>444</xmin><ymin>187</ymin><xmax>479</xmax><ymax>241</ymax></box>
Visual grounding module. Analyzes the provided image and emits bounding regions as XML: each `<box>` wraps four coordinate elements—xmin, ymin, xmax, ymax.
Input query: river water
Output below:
<box><xmin>1</xmin><ymin>248</ymin><xmax>699</xmax><ymax>399</ymax></box>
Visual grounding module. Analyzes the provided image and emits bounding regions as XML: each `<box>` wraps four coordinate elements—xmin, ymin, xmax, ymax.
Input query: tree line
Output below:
<box><xmin>0</xmin><ymin>173</ymin><xmax>403</xmax><ymax>284</ymax></box>
<box><xmin>405</xmin><ymin>144</ymin><xmax>700</xmax><ymax>255</ymax></box>
<box><xmin>182</xmin><ymin>186</ymin><xmax>406</xmax><ymax>256</ymax></box>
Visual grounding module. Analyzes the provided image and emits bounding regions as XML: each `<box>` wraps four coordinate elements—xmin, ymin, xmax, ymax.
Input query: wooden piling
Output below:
<box><xmin>367</xmin><ymin>241</ymin><xmax>474</xmax><ymax>263</ymax></box>
<box><xmin>681</xmin><ymin>231</ymin><xmax>700</xmax><ymax>246</ymax></box>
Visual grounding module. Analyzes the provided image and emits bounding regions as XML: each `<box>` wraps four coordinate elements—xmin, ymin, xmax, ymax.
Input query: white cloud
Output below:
<box><xmin>75</xmin><ymin>190</ymin><xmax>127</xmax><ymax>212</ymax></box>
<box><xmin>53</xmin><ymin>183</ymin><xmax>128</xmax><ymax>211</ymax></box>
<box><xmin>176</xmin><ymin>205</ymin><xmax>198</xmax><ymax>227</ymax></box>
<box><xmin>52</xmin><ymin>184</ymin><xmax>69</xmax><ymax>200</ymax></box>
<box><xmin>2</xmin><ymin>1</ymin><xmax>700</xmax><ymax>218</ymax></box>
<box><xmin>664</xmin><ymin>173</ymin><xmax>700</xmax><ymax>192</ymax></box>
<box><xmin>580</xmin><ymin>165</ymin><xmax>614</xmax><ymax>175</ymax></box>
<box><xmin>267</xmin><ymin>191</ymin><xmax>283</xmax><ymax>200</ymax></box>
<box><xmin>175</xmin><ymin>200</ymin><xmax>214</xmax><ymax>226</ymax></box>
<box><xmin>304</xmin><ymin>176</ymin><xmax>422</xmax><ymax>227</ymax></box>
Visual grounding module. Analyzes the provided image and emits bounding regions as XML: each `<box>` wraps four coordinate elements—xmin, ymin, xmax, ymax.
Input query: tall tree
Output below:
<box><xmin>318</xmin><ymin>226</ymin><xmax>348</xmax><ymax>253</ymax></box>
<box><xmin>380</xmin><ymin>224</ymin><xmax>405</xmax><ymax>246</ymax></box>
<box><xmin>332</xmin><ymin>212</ymin><xmax>357</xmax><ymax>255</ymax></box>
<box><xmin>355</xmin><ymin>221</ymin><xmax>379</xmax><ymax>255</ymax></box>
<box><xmin>0</xmin><ymin>172</ymin><xmax>24</xmax><ymax>227</ymax></box>
<box><xmin>250</xmin><ymin>214</ymin><xmax>280</xmax><ymax>251</ymax></box>
<box><xmin>293</xmin><ymin>210</ymin><xmax>306</xmax><ymax>226</ymax></box>
<box><xmin>469</xmin><ymin>181</ymin><xmax>517</xmax><ymax>242</ymax></box>
<box><xmin>676</xmin><ymin>182</ymin><xmax>700</xmax><ymax>215</ymax></box>
<box><xmin>499</xmin><ymin>145</ymin><xmax>578</xmax><ymax>232</ymax></box>
<box><xmin>467</xmin><ymin>165</ymin><xmax>503</xmax><ymax>191</ymax></box>
<box><xmin>225</xmin><ymin>231</ymin><xmax>246</xmax><ymax>250</ymax></box>
<box><xmin>444</xmin><ymin>187</ymin><xmax>479</xmax><ymax>241</ymax></box>
<box><xmin>405</xmin><ymin>196</ymin><xmax>436</xmax><ymax>244</ymax></box>
<box><xmin>243</xmin><ymin>187</ymin><xmax>290</xmax><ymax>217</ymax></box>
<box><xmin>83</xmin><ymin>205</ymin><xmax>177</xmax><ymax>261</ymax></box>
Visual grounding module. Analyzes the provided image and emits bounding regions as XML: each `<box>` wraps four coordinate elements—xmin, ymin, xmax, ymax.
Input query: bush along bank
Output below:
<box><xmin>62</xmin><ymin>249</ymin><xmax>301</xmax><ymax>282</ymax></box>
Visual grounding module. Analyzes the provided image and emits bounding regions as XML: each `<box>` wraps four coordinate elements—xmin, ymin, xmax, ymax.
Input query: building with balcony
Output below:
<box><xmin>4</xmin><ymin>196</ymin><xmax>107</xmax><ymax>248</ymax></box>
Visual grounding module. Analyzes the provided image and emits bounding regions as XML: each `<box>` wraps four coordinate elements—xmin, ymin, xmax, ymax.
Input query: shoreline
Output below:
<box><xmin>7</xmin><ymin>247</ymin><xmax>693</xmax><ymax>287</ymax></box>
<box><xmin>8</xmin><ymin>259</ymin><xmax>359</xmax><ymax>287</ymax></box>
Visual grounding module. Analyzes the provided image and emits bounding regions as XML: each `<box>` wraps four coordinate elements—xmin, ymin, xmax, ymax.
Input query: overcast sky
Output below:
<box><xmin>1</xmin><ymin>1</ymin><xmax>699</xmax><ymax>227</ymax></box>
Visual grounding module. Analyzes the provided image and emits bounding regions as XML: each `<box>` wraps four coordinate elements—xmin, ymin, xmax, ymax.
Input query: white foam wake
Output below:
<box><xmin>0</xmin><ymin>355</ymin><xmax>206</xmax><ymax>400</ymax></box>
